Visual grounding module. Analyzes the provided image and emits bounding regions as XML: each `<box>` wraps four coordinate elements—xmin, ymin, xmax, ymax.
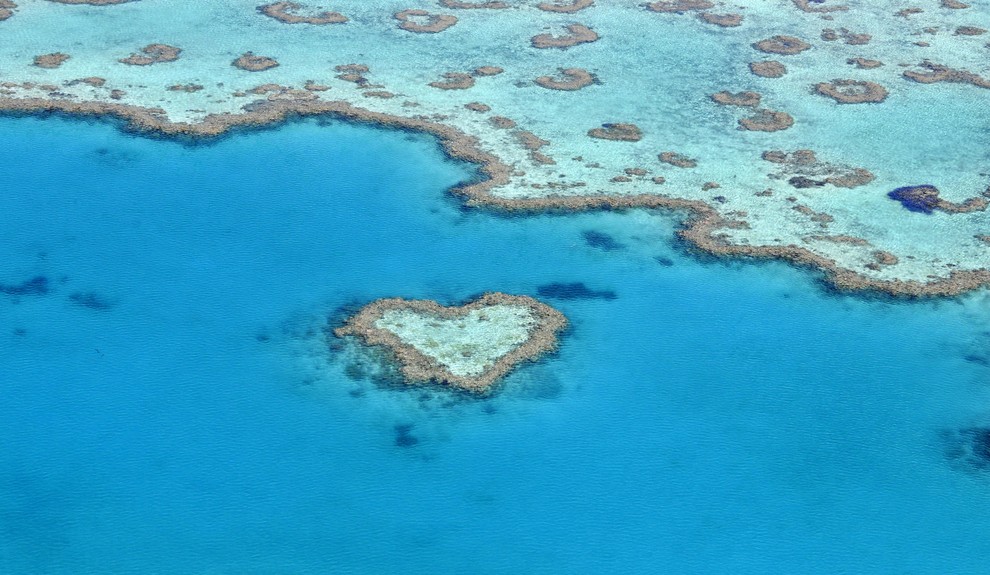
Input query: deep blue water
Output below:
<box><xmin>2</xmin><ymin>115</ymin><xmax>990</xmax><ymax>574</ymax></box>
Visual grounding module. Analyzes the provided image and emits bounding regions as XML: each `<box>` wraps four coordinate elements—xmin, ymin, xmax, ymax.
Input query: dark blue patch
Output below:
<box><xmin>582</xmin><ymin>230</ymin><xmax>625</xmax><ymax>251</ymax></box>
<box><xmin>973</xmin><ymin>428</ymin><xmax>990</xmax><ymax>462</ymax></box>
<box><xmin>655</xmin><ymin>256</ymin><xmax>675</xmax><ymax>267</ymax></box>
<box><xmin>964</xmin><ymin>354</ymin><xmax>990</xmax><ymax>367</ymax></box>
<box><xmin>944</xmin><ymin>427</ymin><xmax>990</xmax><ymax>472</ymax></box>
<box><xmin>394</xmin><ymin>424</ymin><xmax>419</xmax><ymax>448</ymax></box>
<box><xmin>0</xmin><ymin>276</ymin><xmax>50</xmax><ymax>296</ymax></box>
<box><xmin>887</xmin><ymin>185</ymin><xmax>940</xmax><ymax>214</ymax></box>
<box><xmin>537</xmin><ymin>282</ymin><xmax>617</xmax><ymax>300</ymax></box>
<box><xmin>68</xmin><ymin>291</ymin><xmax>113</xmax><ymax>310</ymax></box>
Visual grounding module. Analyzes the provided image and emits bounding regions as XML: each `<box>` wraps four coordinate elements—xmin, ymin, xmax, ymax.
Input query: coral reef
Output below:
<box><xmin>645</xmin><ymin>0</ymin><xmax>713</xmax><ymax>13</ymax></box>
<box><xmin>752</xmin><ymin>35</ymin><xmax>811</xmax><ymax>55</ymax></box>
<box><xmin>814</xmin><ymin>79</ymin><xmax>888</xmax><ymax>104</ymax></box>
<box><xmin>699</xmin><ymin>13</ymin><xmax>743</xmax><ymax>27</ymax></box>
<box><xmin>257</xmin><ymin>2</ymin><xmax>347</xmax><ymax>24</ymax></box>
<box><xmin>903</xmin><ymin>61</ymin><xmax>990</xmax><ymax>89</ymax></box>
<box><xmin>232</xmin><ymin>52</ymin><xmax>279</xmax><ymax>71</ymax></box>
<box><xmin>711</xmin><ymin>91</ymin><xmax>760</xmax><ymax>107</ymax></box>
<box><xmin>537</xmin><ymin>0</ymin><xmax>593</xmax><ymax>13</ymax></box>
<box><xmin>429</xmin><ymin>72</ymin><xmax>475</xmax><ymax>90</ymax></box>
<box><xmin>659</xmin><ymin>151</ymin><xmax>697</xmax><ymax>168</ymax></box>
<box><xmin>334</xmin><ymin>293</ymin><xmax>567</xmax><ymax>393</ymax></box>
<box><xmin>535</xmin><ymin>68</ymin><xmax>595</xmax><ymax>90</ymax></box>
<box><xmin>738</xmin><ymin>109</ymin><xmax>794</xmax><ymax>131</ymax></box>
<box><xmin>749</xmin><ymin>60</ymin><xmax>787</xmax><ymax>78</ymax></box>
<box><xmin>394</xmin><ymin>9</ymin><xmax>457</xmax><ymax>33</ymax></box>
<box><xmin>119</xmin><ymin>44</ymin><xmax>180</xmax><ymax>66</ymax></box>
<box><xmin>587</xmin><ymin>123</ymin><xmax>642</xmax><ymax>141</ymax></box>
<box><xmin>0</xmin><ymin>0</ymin><xmax>16</xmax><ymax>21</ymax></box>
<box><xmin>888</xmin><ymin>185</ymin><xmax>988</xmax><ymax>214</ymax></box>
<box><xmin>33</xmin><ymin>52</ymin><xmax>70</xmax><ymax>68</ymax></box>
<box><xmin>531</xmin><ymin>24</ymin><xmax>599</xmax><ymax>48</ymax></box>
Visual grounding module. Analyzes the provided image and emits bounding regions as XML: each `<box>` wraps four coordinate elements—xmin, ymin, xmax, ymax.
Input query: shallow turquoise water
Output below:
<box><xmin>2</xmin><ymin>115</ymin><xmax>990</xmax><ymax>574</ymax></box>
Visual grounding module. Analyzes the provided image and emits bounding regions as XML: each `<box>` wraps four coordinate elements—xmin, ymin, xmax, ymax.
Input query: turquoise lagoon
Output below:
<box><xmin>3</xmin><ymin>115</ymin><xmax>990</xmax><ymax>574</ymax></box>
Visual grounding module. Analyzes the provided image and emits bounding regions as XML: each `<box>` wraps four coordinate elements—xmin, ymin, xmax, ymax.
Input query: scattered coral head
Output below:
<box><xmin>119</xmin><ymin>44</ymin><xmax>181</xmax><ymax>66</ymax></box>
<box><xmin>257</xmin><ymin>2</ymin><xmax>348</xmax><ymax>24</ymax></box>
<box><xmin>815</xmin><ymin>79</ymin><xmax>888</xmax><ymax>104</ymax></box>
<box><xmin>537</xmin><ymin>0</ymin><xmax>593</xmax><ymax>13</ymax></box>
<box><xmin>233</xmin><ymin>52</ymin><xmax>279</xmax><ymax>71</ymax></box>
<box><xmin>531</xmin><ymin>24</ymin><xmax>599</xmax><ymax>48</ymax></box>
<box><xmin>711</xmin><ymin>91</ymin><xmax>761</xmax><ymax>107</ymax></box>
<box><xmin>588</xmin><ymin>123</ymin><xmax>642</xmax><ymax>141</ymax></box>
<box><xmin>752</xmin><ymin>35</ymin><xmax>811</xmax><ymax>55</ymax></box>
<box><xmin>394</xmin><ymin>9</ymin><xmax>457</xmax><ymax>33</ymax></box>
<box><xmin>34</xmin><ymin>52</ymin><xmax>71</xmax><ymax>69</ymax></box>
<box><xmin>645</xmin><ymin>0</ymin><xmax>713</xmax><ymax>13</ymax></box>
<box><xmin>738</xmin><ymin>109</ymin><xmax>794</xmax><ymax>131</ymax></box>
<box><xmin>535</xmin><ymin>68</ymin><xmax>595</xmax><ymax>90</ymax></box>
<box><xmin>749</xmin><ymin>61</ymin><xmax>787</xmax><ymax>78</ymax></box>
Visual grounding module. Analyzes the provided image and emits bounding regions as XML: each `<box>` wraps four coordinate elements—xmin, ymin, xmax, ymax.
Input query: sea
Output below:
<box><xmin>2</xmin><ymin>114</ymin><xmax>990</xmax><ymax>574</ymax></box>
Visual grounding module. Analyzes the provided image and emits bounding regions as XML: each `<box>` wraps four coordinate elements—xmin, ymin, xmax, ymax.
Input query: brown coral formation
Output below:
<box><xmin>942</xmin><ymin>0</ymin><xmax>969</xmax><ymax>7</ymax></box>
<box><xmin>67</xmin><ymin>77</ymin><xmax>106</xmax><ymax>87</ymax></box>
<box><xmin>535</xmin><ymin>68</ymin><xmax>595</xmax><ymax>91</ymax></box>
<box><xmin>334</xmin><ymin>64</ymin><xmax>373</xmax><ymax>86</ymax></box>
<box><xmin>394</xmin><ymin>9</ymin><xmax>457</xmax><ymax>33</ymax></box>
<box><xmin>763</xmin><ymin>149</ymin><xmax>874</xmax><ymax>188</ymax></box>
<box><xmin>168</xmin><ymin>83</ymin><xmax>204</xmax><ymax>92</ymax></box>
<box><xmin>588</xmin><ymin>123</ymin><xmax>642</xmax><ymax>141</ymax></box>
<box><xmin>537</xmin><ymin>0</ymin><xmax>593</xmax><ymax>13</ymax></box>
<box><xmin>233</xmin><ymin>52</ymin><xmax>279</xmax><ymax>71</ymax></box>
<box><xmin>490</xmin><ymin>116</ymin><xmax>517</xmax><ymax>129</ymax></box>
<box><xmin>847</xmin><ymin>57</ymin><xmax>882</xmax><ymax>69</ymax></box>
<box><xmin>464</xmin><ymin>102</ymin><xmax>491</xmax><ymax>112</ymax></box>
<box><xmin>659</xmin><ymin>151</ymin><xmax>697</xmax><ymax>168</ymax></box>
<box><xmin>896</xmin><ymin>8</ymin><xmax>923</xmax><ymax>17</ymax></box>
<box><xmin>955</xmin><ymin>26</ymin><xmax>986</xmax><ymax>36</ymax></box>
<box><xmin>439</xmin><ymin>0</ymin><xmax>507</xmax><ymax>7</ymax></box>
<box><xmin>33</xmin><ymin>52</ymin><xmax>70</xmax><ymax>69</ymax></box>
<box><xmin>257</xmin><ymin>2</ymin><xmax>347</xmax><ymax>24</ymax></box>
<box><xmin>903</xmin><ymin>61</ymin><xmax>990</xmax><ymax>88</ymax></box>
<box><xmin>821</xmin><ymin>28</ymin><xmax>871</xmax><ymax>45</ymax></box>
<box><xmin>0</xmin><ymin>0</ymin><xmax>16</xmax><ymax>21</ymax></box>
<box><xmin>738</xmin><ymin>109</ymin><xmax>794</xmax><ymax>132</ymax></box>
<box><xmin>334</xmin><ymin>293</ymin><xmax>567</xmax><ymax>393</ymax></box>
<box><xmin>805</xmin><ymin>235</ymin><xmax>871</xmax><ymax>246</ymax></box>
<box><xmin>429</xmin><ymin>72</ymin><xmax>475</xmax><ymax>90</ymax></box>
<box><xmin>473</xmin><ymin>66</ymin><xmax>503</xmax><ymax>76</ymax></box>
<box><xmin>699</xmin><ymin>12</ymin><xmax>743</xmax><ymax>27</ymax></box>
<box><xmin>814</xmin><ymin>79</ymin><xmax>888</xmax><ymax>104</ymax></box>
<box><xmin>119</xmin><ymin>44</ymin><xmax>181</xmax><ymax>66</ymax></box>
<box><xmin>749</xmin><ymin>61</ymin><xmax>787</xmax><ymax>78</ymax></box>
<box><xmin>531</xmin><ymin>24</ymin><xmax>599</xmax><ymax>49</ymax></box>
<box><xmin>792</xmin><ymin>0</ymin><xmax>847</xmax><ymax>12</ymax></box>
<box><xmin>711</xmin><ymin>91</ymin><xmax>760</xmax><ymax>107</ymax></box>
<box><xmin>46</xmin><ymin>0</ymin><xmax>134</xmax><ymax>4</ymax></box>
<box><xmin>645</xmin><ymin>0</ymin><xmax>713</xmax><ymax>12</ymax></box>
<box><xmin>516</xmin><ymin>130</ymin><xmax>554</xmax><ymax>164</ymax></box>
<box><xmin>753</xmin><ymin>35</ymin><xmax>811</xmax><ymax>55</ymax></box>
<box><xmin>2</xmin><ymin>96</ymin><xmax>987</xmax><ymax>297</ymax></box>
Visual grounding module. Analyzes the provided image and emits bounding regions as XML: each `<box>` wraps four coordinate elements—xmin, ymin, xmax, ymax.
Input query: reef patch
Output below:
<box><xmin>334</xmin><ymin>293</ymin><xmax>567</xmax><ymax>393</ymax></box>
<box><xmin>887</xmin><ymin>185</ymin><xmax>988</xmax><ymax>214</ymax></box>
<box><xmin>119</xmin><ymin>44</ymin><xmax>180</xmax><ymax>66</ymax></box>
<box><xmin>257</xmin><ymin>2</ymin><xmax>347</xmax><ymax>24</ymax></box>
<box><xmin>394</xmin><ymin>9</ymin><xmax>457</xmax><ymax>33</ymax></box>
